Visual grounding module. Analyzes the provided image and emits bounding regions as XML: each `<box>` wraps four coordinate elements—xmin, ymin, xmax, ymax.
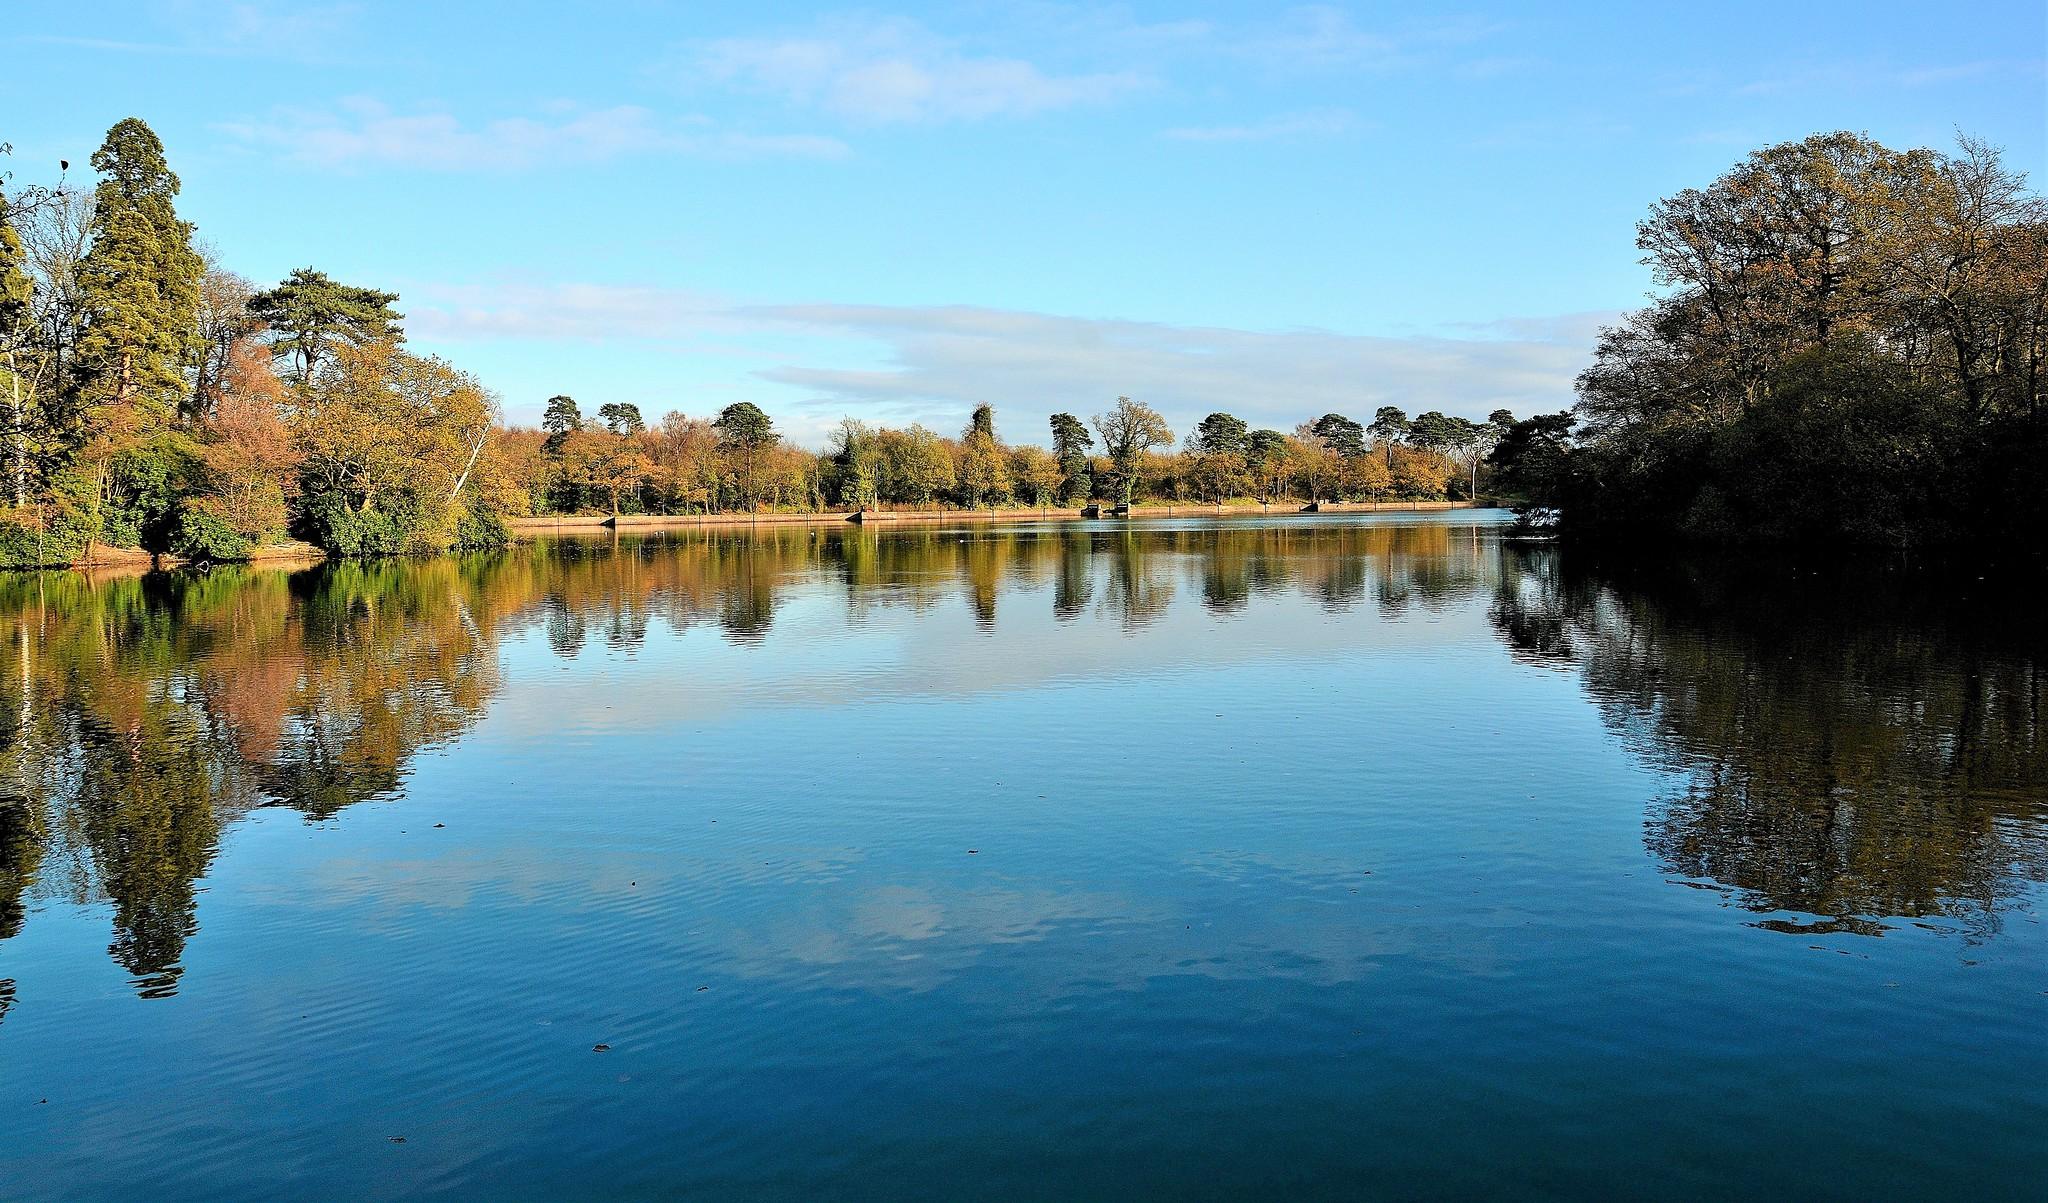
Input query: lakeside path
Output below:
<box><xmin>508</xmin><ymin>500</ymin><xmax>1489</xmax><ymax>534</ymax></box>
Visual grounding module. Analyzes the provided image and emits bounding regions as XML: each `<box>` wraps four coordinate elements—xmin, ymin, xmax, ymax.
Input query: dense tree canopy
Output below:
<box><xmin>1498</xmin><ymin>130</ymin><xmax>2048</xmax><ymax>550</ymax></box>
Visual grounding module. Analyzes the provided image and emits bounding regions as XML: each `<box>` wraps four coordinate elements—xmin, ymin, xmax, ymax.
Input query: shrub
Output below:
<box><xmin>169</xmin><ymin>498</ymin><xmax>255</xmax><ymax>563</ymax></box>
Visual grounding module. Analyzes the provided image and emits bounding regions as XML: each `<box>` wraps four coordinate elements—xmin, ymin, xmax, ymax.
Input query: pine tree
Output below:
<box><xmin>74</xmin><ymin>118</ymin><xmax>201</xmax><ymax>420</ymax></box>
<box><xmin>248</xmin><ymin>267</ymin><xmax>403</xmax><ymax>385</ymax></box>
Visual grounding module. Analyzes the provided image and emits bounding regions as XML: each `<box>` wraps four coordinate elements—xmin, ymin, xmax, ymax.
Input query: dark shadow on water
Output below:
<box><xmin>1490</xmin><ymin>546</ymin><xmax>2048</xmax><ymax>940</ymax></box>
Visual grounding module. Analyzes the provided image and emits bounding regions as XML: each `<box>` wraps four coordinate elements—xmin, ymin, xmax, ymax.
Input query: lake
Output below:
<box><xmin>1</xmin><ymin>511</ymin><xmax>2042</xmax><ymax>1201</ymax></box>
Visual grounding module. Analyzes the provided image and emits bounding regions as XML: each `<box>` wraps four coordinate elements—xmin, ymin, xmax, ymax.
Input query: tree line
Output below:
<box><xmin>505</xmin><ymin>394</ymin><xmax>1513</xmax><ymax>519</ymax></box>
<box><xmin>1490</xmin><ymin>130</ymin><xmax>2048</xmax><ymax>549</ymax></box>
<box><xmin>0</xmin><ymin>116</ymin><xmax>1515</xmax><ymax>570</ymax></box>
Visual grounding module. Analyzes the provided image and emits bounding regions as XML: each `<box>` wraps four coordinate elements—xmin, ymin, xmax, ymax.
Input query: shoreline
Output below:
<box><xmin>510</xmin><ymin>499</ymin><xmax>1490</xmax><ymax>535</ymax></box>
<box><xmin>1</xmin><ymin>504</ymin><xmax>1495</xmax><ymax>574</ymax></box>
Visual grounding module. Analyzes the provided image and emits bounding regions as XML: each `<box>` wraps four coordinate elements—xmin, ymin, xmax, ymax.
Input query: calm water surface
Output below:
<box><xmin>0</xmin><ymin>512</ymin><xmax>2042</xmax><ymax>1200</ymax></box>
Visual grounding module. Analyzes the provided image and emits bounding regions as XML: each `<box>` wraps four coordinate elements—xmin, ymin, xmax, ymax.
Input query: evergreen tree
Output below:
<box><xmin>1192</xmin><ymin>412</ymin><xmax>1249</xmax><ymax>456</ymax></box>
<box><xmin>1049</xmin><ymin>411</ymin><xmax>1094</xmax><ymax>502</ymax></box>
<box><xmin>1370</xmin><ymin>406</ymin><xmax>1410</xmax><ymax>466</ymax></box>
<box><xmin>1309</xmin><ymin>413</ymin><xmax>1366</xmax><ymax>458</ymax></box>
<box><xmin>713</xmin><ymin>402</ymin><xmax>777</xmax><ymax>509</ymax></box>
<box><xmin>74</xmin><ymin>118</ymin><xmax>201</xmax><ymax>419</ymax></box>
<box><xmin>597</xmin><ymin>402</ymin><xmax>645</xmax><ymax>436</ymax></box>
<box><xmin>248</xmin><ymin>267</ymin><xmax>402</xmax><ymax>385</ymax></box>
<box><xmin>541</xmin><ymin>394</ymin><xmax>583</xmax><ymax>456</ymax></box>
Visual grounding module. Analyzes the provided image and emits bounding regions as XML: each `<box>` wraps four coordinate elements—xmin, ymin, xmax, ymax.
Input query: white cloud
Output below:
<box><xmin>407</xmin><ymin>280</ymin><xmax>1603</xmax><ymax>438</ymax></box>
<box><xmin>686</xmin><ymin>14</ymin><xmax>1150</xmax><ymax>124</ymax></box>
<box><xmin>1163</xmin><ymin>109</ymin><xmax>1359</xmax><ymax>143</ymax></box>
<box><xmin>407</xmin><ymin>282</ymin><xmax>748</xmax><ymax>342</ymax></box>
<box><xmin>219</xmin><ymin>98</ymin><xmax>849</xmax><ymax>169</ymax></box>
<box><xmin>746</xmin><ymin>303</ymin><xmax>1602</xmax><ymax>434</ymax></box>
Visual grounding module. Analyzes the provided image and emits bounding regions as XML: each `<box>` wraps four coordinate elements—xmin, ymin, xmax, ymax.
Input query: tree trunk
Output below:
<box><xmin>5</xmin><ymin>347</ymin><xmax>24</xmax><ymax>508</ymax></box>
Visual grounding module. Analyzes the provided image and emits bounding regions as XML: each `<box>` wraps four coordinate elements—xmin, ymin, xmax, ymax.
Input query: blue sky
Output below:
<box><xmin>5</xmin><ymin>2</ymin><xmax>2042</xmax><ymax>443</ymax></box>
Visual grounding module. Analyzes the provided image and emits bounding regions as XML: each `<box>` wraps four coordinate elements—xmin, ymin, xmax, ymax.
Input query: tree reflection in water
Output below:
<box><xmin>1492</xmin><ymin>548</ymin><xmax>2048</xmax><ymax>938</ymax></box>
<box><xmin>1</xmin><ymin>519</ymin><xmax>2040</xmax><ymax>1004</ymax></box>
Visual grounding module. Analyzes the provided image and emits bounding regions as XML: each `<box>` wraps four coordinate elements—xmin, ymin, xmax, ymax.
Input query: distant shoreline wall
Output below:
<box><xmin>3</xmin><ymin>504</ymin><xmax>1495</xmax><ymax>572</ymax></box>
<box><xmin>508</xmin><ymin>500</ymin><xmax>1489</xmax><ymax>535</ymax></box>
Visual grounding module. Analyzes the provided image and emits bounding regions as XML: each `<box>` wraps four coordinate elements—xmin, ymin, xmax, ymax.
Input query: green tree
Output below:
<box><xmin>1369</xmin><ymin>406</ymin><xmax>1409</xmax><ymax>466</ymax></box>
<box><xmin>1188</xmin><ymin>412</ymin><xmax>1251</xmax><ymax>503</ymax></box>
<box><xmin>597</xmin><ymin>401</ymin><xmax>645</xmax><ymax>436</ymax></box>
<box><xmin>968</xmin><ymin>403</ymin><xmax>996</xmax><ymax>440</ymax></box>
<box><xmin>1407</xmin><ymin>411</ymin><xmax>1461</xmax><ymax>453</ymax></box>
<box><xmin>713</xmin><ymin>401</ymin><xmax>777</xmax><ymax>509</ymax></box>
<box><xmin>75</xmin><ymin>118</ymin><xmax>201</xmax><ymax>419</ymax></box>
<box><xmin>248</xmin><ymin>268</ymin><xmax>402</xmax><ymax>386</ymax></box>
<box><xmin>885</xmin><ymin>423</ymin><xmax>954</xmax><ymax>506</ymax></box>
<box><xmin>1247</xmin><ymin>428</ymin><xmax>1291</xmax><ymax>500</ymax></box>
<box><xmin>1309</xmin><ymin>412</ymin><xmax>1366</xmax><ymax>459</ymax></box>
<box><xmin>1191</xmin><ymin>411</ymin><xmax>1249</xmax><ymax>456</ymax></box>
<box><xmin>541</xmin><ymin>394</ymin><xmax>583</xmax><ymax>454</ymax></box>
<box><xmin>1050</xmin><ymin>411</ymin><xmax>1094</xmax><ymax>502</ymax></box>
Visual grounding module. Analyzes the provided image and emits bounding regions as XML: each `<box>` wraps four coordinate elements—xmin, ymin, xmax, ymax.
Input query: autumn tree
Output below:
<box><xmin>1009</xmin><ymin>444</ymin><xmax>1062</xmax><ymax>507</ymax></box>
<box><xmin>958</xmin><ymin>404</ymin><xmax>1009</xmax><ymax>507</ymax></box>
<box><xmin>292</xmin><ymin>340</ymin><xmax>502</xmax><ymax>553</ymax></box>
<box><xmin>649</xmin><ymin>411</ymin><xmax>719</xmax><ymax>513</ymax></box>
<box><xmin>579</xmin><ymin>429</ymin><xmax>651</xmax><ymax>518</ymax></box>
<box><xmin>1092</xmin><ymin>396</ymin><xmax>1172</xmax><ymax>505</ymax></box>
<box><xmin>1291</xmin><ymin>423</ymin><xmax>1335</xmax><ymax>500</ymax></box>
<box><xmin>177</xmin><ymin>343</ymin><xmax>296</xmax><ymax>558</ymax></box>
<box><xmin>188</xmin><ymin>251</ymin><xmax>256</xmax><ymax>423</ymax></box>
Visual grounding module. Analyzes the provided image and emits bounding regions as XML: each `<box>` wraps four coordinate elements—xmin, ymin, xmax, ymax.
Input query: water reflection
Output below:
<box><xmin>1491</xmin><ymin>550</ymin><xmax>2048</xmax><ymax>938</ymax></box>
<box><xmin>0</xmin><ymin>516</ymin><xmax>2043</xmax><ymax>1004</ymax></box>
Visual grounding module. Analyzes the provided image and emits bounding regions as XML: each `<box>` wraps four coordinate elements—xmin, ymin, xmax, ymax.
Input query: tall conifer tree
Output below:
<box><xmin>75</xmin><ymin>118</ymin><xmax>201</xmax><ymax>420</ymax></box>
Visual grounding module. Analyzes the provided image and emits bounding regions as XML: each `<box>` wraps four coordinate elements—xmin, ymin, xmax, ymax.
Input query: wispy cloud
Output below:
<box><xmin>408</xmin><ymin>282</ymin><xmax>749</xmax><ymax>342</ymax></box>
<box><xmin>410</xmin><ymin>281</ymin><xmax>1601</xmax><ymax>436</ymax></box>
<box><xmin>1237</xmin><ymin>5</ymin><xmax>1507</xmax><ymax>72</ymax></box>
<box><xmin>1163</xmin><ymin>109</ymin><xmax>1359</xmax><ymax>143</ymax></box>
<box><xmin>220</xmin><ymin>99</ymin><xmax>849</xmax><ymax>170</ymax></box>
<box><xmin>684</xmin><ymin>14</ymin><xmax>1151</xmax><ymax>124</ymax></box>
<box><xmin>1735</xmin><ymin>57</ymin><xmax>2032</xmax><ymax>97</ymax></box>
<box><xmin>23</xmin><ymin>2</ymin><xmax>360</xmax><ymax>60</ymax></box>
<box><xmin>747</xmin><ymin>303</ymin><xmax>1599</xmax><ymax>433</ymax></box>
